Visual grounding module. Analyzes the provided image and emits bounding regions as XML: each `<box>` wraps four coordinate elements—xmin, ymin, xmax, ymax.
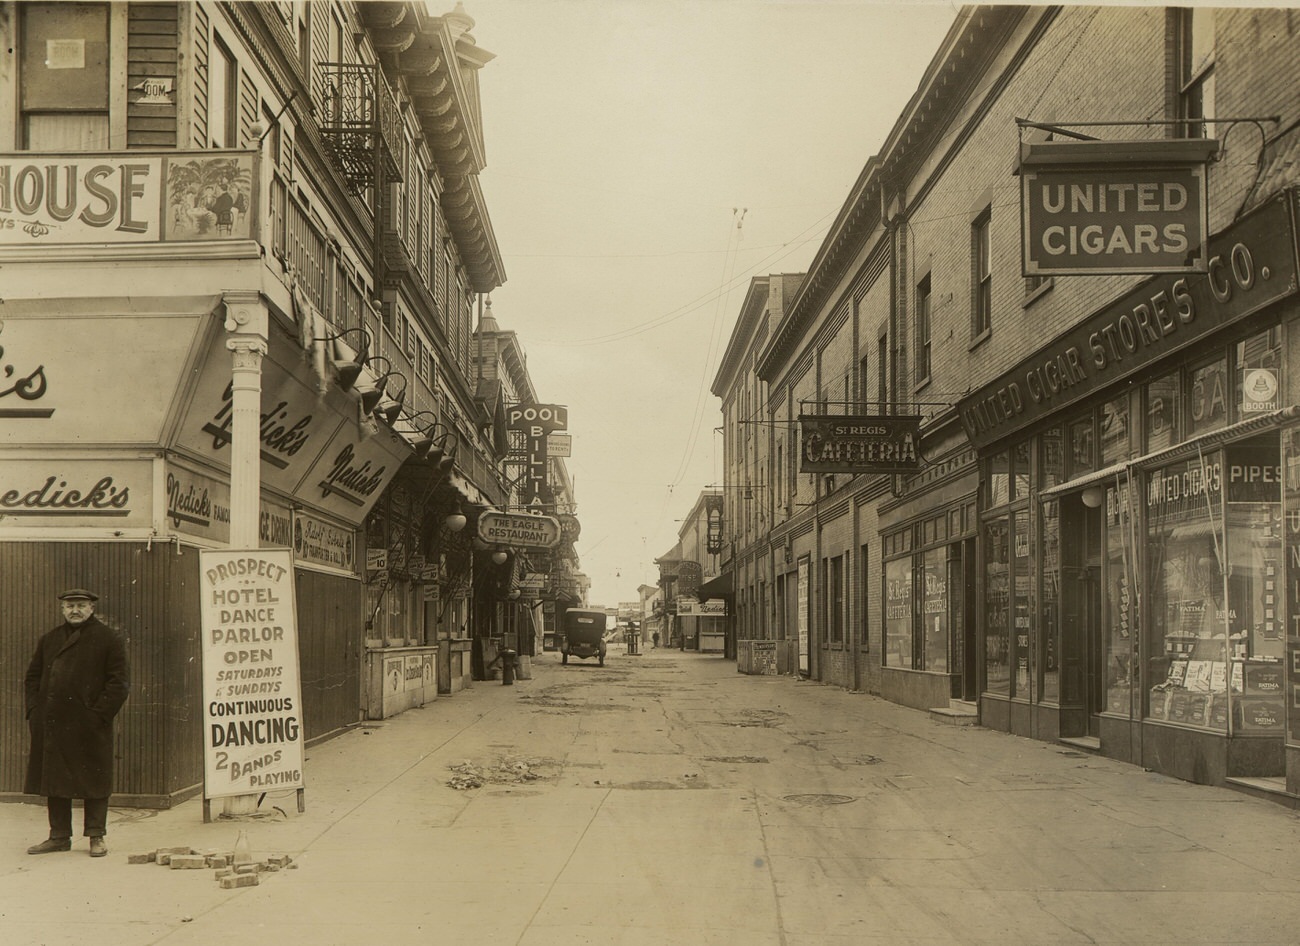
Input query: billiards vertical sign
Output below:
<box><xmin>199</xmin><ymin>549</ymin><xmax>305</xmax><ymax>800</ymax></box>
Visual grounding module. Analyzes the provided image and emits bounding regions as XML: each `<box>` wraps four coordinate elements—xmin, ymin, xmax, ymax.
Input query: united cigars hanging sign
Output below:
<box><xmin>1020</xmin><ymin>139</ymin><xmax>1218</xmax><ymax>276</ymax></box>
<box><xmin>800</xmin><ymin>414</ymin><xmax>922</xmax><ymax>474</ymax></box>
<box><xmin>199</xmin><ymin>548</ymin><xmax>305</xmax><ymax>800</ymax></box>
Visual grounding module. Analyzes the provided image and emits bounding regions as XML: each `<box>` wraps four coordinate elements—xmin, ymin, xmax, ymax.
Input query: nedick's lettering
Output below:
<box><xmin>0</xmin><ymin>475</ymin><xmax>130</xmax><ymax>512</ymax></box>
<box><xmin>319</xmin><ymin>444</ymin><xmax>386</xmax><ymax>504</ymax></box>
<box><xmin>0</xmin><ymin>161</ymin><xmax>152</xmax><ymax>233</ymax></box>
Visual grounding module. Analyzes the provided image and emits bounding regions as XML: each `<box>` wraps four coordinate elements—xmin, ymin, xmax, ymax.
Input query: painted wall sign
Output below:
<box><xmin>175</xmin><ymin>335</ymin><xmax>344</xmax><ymax>494</ymax></box>
<box><xmin>293</xmin><ymin>509</ymin><xmax>356</xmax><ymax>572</ymax></box>
<box><xmin>477</xmin><ymin>511</ymin><xmax>562</xmax><ymax>549</ymax></box>
<box><xmin>959</xmin><ymin>191</ymin><xmax>1299</xmax><ymax>450</ymax></box>
<box><xmin>547</xmin><ymin>433</ymin><xmax>572</xmax><ymax>457</ymax></box>
<box><xmin>296</xmin><ymin>422</ymin><xmax>409</xmax><ymax>525</ymax></box>
<box><xmin>1020</xmin><ymin>139</ymin><xmax>1216</xmax><ymax>275</ymax></box>
<box><xmin>0</xmin><ymin>458</ymin><xmax>150</xmax><ymax>529</ymax></box>
<box><xmin>800</xmin><ymin>414</ymin><xmax>921</xmax><ymax>474</ymax></box>
<box><xmin>0</xmin><ymin>151</ymin><xmax>256</xmax><ymax>245</ymax></box>
<box><xmin>0</xmin><ymin>310</ymin><xmax>204</xmax><ymax>437</ymax></box>
<box><xmin>677</xmin><ymin>598</ymin><xmax>727</xmax><ymax>616</ymax></box>
<box><xmin>163</xmin><ymin>464</ymin><xmax>292</xmax><ymax>550</ymax></box>
<box><xmin>199</xmin><ymin>548</ymin><xmax>305</xmax><ymax>800</ymax></box>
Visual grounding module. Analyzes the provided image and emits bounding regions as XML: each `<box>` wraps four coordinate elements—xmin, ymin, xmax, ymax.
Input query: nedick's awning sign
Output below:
<box><xmin>959</xmin><ymin>190</ymin><xmax>1299</xmax><ymax>451</ymax></box>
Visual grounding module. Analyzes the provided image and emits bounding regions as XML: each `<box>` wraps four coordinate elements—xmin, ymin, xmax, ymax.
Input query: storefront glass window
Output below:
<box><xmin>1104</xmin><ymin>479</ymin><xmax>1136</xmax><ymax>715</ymax></box>
<box><xmin>984</xmin><ymin>517</ymin><xmax>1011</xmax><ymax>696</ymax></box>
<box><xmin>1069</xmin><ymin>418</ymin><xmax>1095</xmax><ymax>476</ymax></box>
<box><xmin>1100</xmin><ymin>396</ymin><xmax>1129</xmax><ymax>466</ymax></box>
<box><xmin>1189</xmin><ymin>357</ymin><xmax>1229</xmax><ymax>436</ymax></box>
<box><xmin>1147</xmin><ymin>373</ymin><xmax>1181</xmax><ymax>452</ymax></box>
<box><xmin>1224</xmin><ymin>439</ymin><xmax>1285</xmax><ymax>734</ymax></box>
<box><xmin>1235</xmin><ymin>327</ymin><xmax>1282</xmax><ymax>416</ymax></box>
<box><xmin>884</xmin><ymin>557</ymin><xmax>913</xmax><ymax>669</ymax></box>
<box><xmin>921</xmin><ymin>547</ymin><xmax>948</xmax><ymax>673</ymax></box>
<box><xmin>1040</xmin><ymin>426</ymin><xmax>1064</xmax><ymax>489</ymax></box>
<box><xmin>1146</xmin><ymin>455</ymin><xmax>1228</xmax><ymax>730</ymax></box>
<box><xmin>1014</xmin><ymin>440</ymin><xmax>1032</xmax><ymax>499</ymax></box>
<box><xmin>1013</xmin><ymin>509</ymin><xmax>1033</xmax><ymax>699</ymax></box>
<box><xmin>988</xmin><ymin>450</ymin><xmax>1010</xmax><ymax>507</ymax></box>
<box><xmin>1039</xmin><ymin>500</ymin><xmax>1060</xmax><ymax>704</ymax></box>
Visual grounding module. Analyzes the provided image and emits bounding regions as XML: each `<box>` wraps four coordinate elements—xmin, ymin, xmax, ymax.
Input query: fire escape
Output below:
<box><xmin>318</xmin><ymin>62</ymin><xmax>405</xmax><ymax>292</ymax></box>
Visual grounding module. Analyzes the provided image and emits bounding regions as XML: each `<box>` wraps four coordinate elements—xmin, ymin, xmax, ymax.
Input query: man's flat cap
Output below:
<box><xmin>58</xmin><ymin>589</ymin><xmax>99</xmax><ymax>602</ymax></box>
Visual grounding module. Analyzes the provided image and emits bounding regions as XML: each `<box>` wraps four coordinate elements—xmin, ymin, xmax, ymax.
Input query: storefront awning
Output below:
<box><xmin>1041</xmin><ymin>406</ymin><xmax>1300</xmax><ymax>500</ymax></box>
<box><xmin>697</xmin><ymin>571</ymin><xmax>733</xmax><ymax>602</ymax></box>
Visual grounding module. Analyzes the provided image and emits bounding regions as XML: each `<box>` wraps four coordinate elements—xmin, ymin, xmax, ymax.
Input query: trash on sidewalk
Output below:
<box><xmin>127</xmin><ymin>843</ymin><xmax>297</xmax><ymax>885</ymax></box>
<box><xmin>446</xmin><ymin>755</ymin><xmax>560</xmax><ymax>790</ymax></box>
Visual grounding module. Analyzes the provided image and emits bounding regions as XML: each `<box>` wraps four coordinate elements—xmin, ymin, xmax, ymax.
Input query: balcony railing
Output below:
<box><xmin>318</xmin><ymin>62</ymin><xmax>404</xmax><ymax>193</ymax></box>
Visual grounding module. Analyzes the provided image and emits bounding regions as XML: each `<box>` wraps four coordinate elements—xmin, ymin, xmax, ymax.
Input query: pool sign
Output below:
<box><xmin>199</xmin><ymin>548</ymin><xmax>305</xmax><ymax>800</ymax></box>
<box><xmin>1020</xmin><ymin>138</ymin><xmax>1217</xmax><ymax>276</ymax></box>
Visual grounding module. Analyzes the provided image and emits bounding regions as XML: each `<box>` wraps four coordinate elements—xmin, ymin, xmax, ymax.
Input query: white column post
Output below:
<box><xmin>222</xmin><ymin>292</ymin><xmax>268</xmax><ymax>817</ymax></box>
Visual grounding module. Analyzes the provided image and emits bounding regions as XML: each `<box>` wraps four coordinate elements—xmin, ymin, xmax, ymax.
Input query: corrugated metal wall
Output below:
<box><xmin>1</xmin><ymin>543</ymin><xmax>363</xmax><ymax>807</ymax></box>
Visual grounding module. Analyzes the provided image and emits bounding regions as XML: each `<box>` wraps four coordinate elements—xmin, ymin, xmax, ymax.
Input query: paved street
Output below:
<box><xmin>4</xmin><ymin>647</ymin><xmax>1300</xmax><ymax>945</ymax></box>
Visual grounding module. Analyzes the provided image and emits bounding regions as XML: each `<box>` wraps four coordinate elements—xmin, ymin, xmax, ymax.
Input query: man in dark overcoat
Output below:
<box><xmin>24</xmin><ymin>588</ymin><xmax>130</xmax><ymax>857</ymax></box>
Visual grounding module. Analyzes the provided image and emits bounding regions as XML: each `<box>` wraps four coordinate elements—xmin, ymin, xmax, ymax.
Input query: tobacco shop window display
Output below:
<box><xmin>1144</xmin><ymin>446</ymin><xmax>1287</xmax><ymax>732</ymax></box>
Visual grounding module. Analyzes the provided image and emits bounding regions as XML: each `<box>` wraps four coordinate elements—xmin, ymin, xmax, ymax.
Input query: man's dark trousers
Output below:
<box><xmin>47</xmin><ymin>796</ymin><xmax>108</xmax><ymax>839</ymax></box>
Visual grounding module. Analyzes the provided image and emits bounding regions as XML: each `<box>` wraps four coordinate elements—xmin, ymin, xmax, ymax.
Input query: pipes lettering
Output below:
<box><xmin>0</xmin><ymin>162</ymin><xmax>152</xmax><ymax>233</ymax></box>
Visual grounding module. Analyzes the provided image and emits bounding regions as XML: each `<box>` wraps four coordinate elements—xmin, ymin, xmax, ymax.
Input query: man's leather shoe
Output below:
<box><xmin>89</xmin><ymin>837</ymin><xmax>107</xmax><ymax>857</ymax></box>
<box><xmin>27</xmin><ymin>838</ymin><xmax>71</xmax><ymax>854</ymax></box>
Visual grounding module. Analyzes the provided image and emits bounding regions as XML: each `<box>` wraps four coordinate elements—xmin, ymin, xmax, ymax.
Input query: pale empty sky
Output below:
<box><xmin>467</xmin><ymin>0</ymin><xmax>959</xmax><ymax>606</ymax></box>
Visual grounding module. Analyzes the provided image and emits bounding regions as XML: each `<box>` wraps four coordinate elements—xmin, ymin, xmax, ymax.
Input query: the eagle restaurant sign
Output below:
<box><xmin>1019</xmin><ymin>138</ymin><xmax>1217</xmax><ymax>276</ymax></box>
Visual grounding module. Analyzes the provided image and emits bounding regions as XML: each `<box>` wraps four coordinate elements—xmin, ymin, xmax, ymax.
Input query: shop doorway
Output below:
<box><xmin>1060</xmin><ymin>496</ymin><xmax>1104</xmax><ymax>737</ymax></box>
<box><xmin>959</xmin><ymin>538</ymin><xmax>978</xmax><ymax>701</ymax></box>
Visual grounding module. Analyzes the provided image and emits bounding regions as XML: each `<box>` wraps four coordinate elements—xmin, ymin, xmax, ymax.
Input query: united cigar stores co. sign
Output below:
<box><xmin>1020</xmin><ymin>139</ymin><xmax>1219</xmax><ymax>276</ymax></box>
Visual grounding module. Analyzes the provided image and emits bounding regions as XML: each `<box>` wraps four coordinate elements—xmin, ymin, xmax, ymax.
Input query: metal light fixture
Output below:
<box><xmin>445</xmin><ymin>506</ymin><xmax>467</xmax><ymax>532</ymax></box>
<box><xmin>358</xmin><ymin>356</ymin><xmax>397</xmax><ymax>415</ymax></box>
<box><xmin>314</xmin><ymin>328</ymin><xmax>371</xmax><ymax>392</ymax></box>
<box><xmin>377</xmin><ymin>380</ymin><xmax>407</xmax><ymax>426</ymax></box>
<box><xmin>491</xmin><ymin>549</ymin><xmax>508</xmax><ymax>565</ymax></box>
<box><xmin>1080</xmin><ymin>485</ymin><xmax>1104</xmax><ymax>508</ymax></box>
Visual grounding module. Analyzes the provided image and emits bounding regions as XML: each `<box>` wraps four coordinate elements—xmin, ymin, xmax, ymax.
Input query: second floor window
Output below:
<box><xmin>210</xmin><ymin>38</ymin><xmax>238</xmax><ymax>149</ymax></box>
<box><xmin>972</xmin><ymin>208</ymin><xmax>992</xmax><ymax>340</ymax></box>
<box><xmin>1178</xmin><ymin>8</ymin><xmax>1215</xmax><ymax>138</ymax></box>
<box><xmin>916</xmin><ymin>274</ymin><xmax>932</xmax><ymax>383</ymax></box>
<box><xmin>19</xmin><ymin>2</ymin><xmax>110</xmax><ymax>150</ymax></box>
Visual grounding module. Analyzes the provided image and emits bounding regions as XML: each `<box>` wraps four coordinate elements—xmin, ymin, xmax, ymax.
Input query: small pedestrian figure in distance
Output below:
<box><xmin>24</xmin><ymin>589</ymin><xmax>130</xmax><ymax>858</ymax></box>
<box><xmin>652</xmin><ymin>631</ymin><xmax>660</xmax><ymax>649</ymax></box>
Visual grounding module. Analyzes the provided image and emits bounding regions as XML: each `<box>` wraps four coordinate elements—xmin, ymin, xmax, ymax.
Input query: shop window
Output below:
<box><xmin>1012</xmin><ymin>509</ymin><xmax>1033</xmax><ymax>699</ymax></box>
<box><xmin>1100</xmin><ymin>395</ymin><xmax>1130</xmax><ymax>466</ymax></box>
<box><xmin>826</xmin><ymin>555</ymin><xmax>845</xmax><ymax>645</ymax></box>
<box><xmin>1189</xmin><ymin>356</ymin><xmax>1229</xmax><ymax>436</ymax></box>
<box><xmin>971</xmin><ymin>207</ymin><xmax>992</xmax><ymax>341</ymax></box>
<box><xmin>1146</xmin><ymin>372</ymin><xmax>1181</xmax><ymax>452</ymax></box>
<box><xmin>984</xmin><ymin>517</ymin><xmax>1011</xmax><ymax>696</ymax></box>
<box><xmin>859</xmin><ymin>544</ymin><xmax>871</xmax><ymax>651</ymax></box>
<box><xmin>1039</xmin><ymin>500</ymin><xmax>1060</xmax><ymax>704</ymax></box>
<box><xmin>987</xmin><ymin>450</ymin><xmax>1011</xmax><ymax>507</ymax></box>
<box><xmin>1040</xmin><ymin>426</ymin><xmax>1064</xmax><ymax>489</ymax></box>
<box><xmin>1104</xmin><ymin>478</ymin><xmax>1136</xmax><ymax>716</ymax></box>
<box><xmin>1069</xmin><ymin>416</ymin><xmax>1095</xmax><ymax>476</ymax></box>
<box><xmin>884</xmin><ymin>557</ymin><xmax>913</xmax><ymax>669</ymax></box>
<box><xmin>19</xmin><ymin>3</ymin><xmax>110</xmax><ymax>150</ymax></box>
<box><xmin>921</xmin><ymin>547</ymin><xmax>948</xmax><ymax>673</ymax></box>
<box><xmin>1236</xmin><ymin>326</ymin><xmax>1282</xmax><ymax>416</ymax></box>
<box><xmin>1146</xmin><ymin>456</ymin><xmax>1228</xmax><ymax>731</ymax></box>
<box><xmin>1013</xmin><ymin>440</ymin><xmax>1031</xmax><ymax>499</ymax></box>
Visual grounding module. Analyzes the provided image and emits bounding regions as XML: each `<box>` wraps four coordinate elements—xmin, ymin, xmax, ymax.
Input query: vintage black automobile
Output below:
<box><xmin>559</xmin><ymin>608</ymin><xmax>608</xmax><ymax>666</ymax></box>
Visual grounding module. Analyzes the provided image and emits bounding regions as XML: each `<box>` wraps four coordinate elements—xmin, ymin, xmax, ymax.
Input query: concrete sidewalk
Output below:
<box><xmin>3</xmin><ymin>648</ymin><xmax>1300</xmax><ymax>945</ymax></box>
